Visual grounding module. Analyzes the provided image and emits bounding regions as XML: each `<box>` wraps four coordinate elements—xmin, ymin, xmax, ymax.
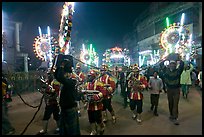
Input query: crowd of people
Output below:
<box><xmin>2</xmin><ymin>54</ymin><xmax>202</xmax><ymax>135</ymax></box>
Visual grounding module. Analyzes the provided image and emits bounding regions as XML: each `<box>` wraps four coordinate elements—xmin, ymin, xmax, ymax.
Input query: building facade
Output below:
<box><xmin>133</xmin><ymin>2</ymin><xmax>202</xmax><ymax>69</ymax></box>
<box><xmin>2</xmin><ymin>19</ymin><xmax>28</xmax><ymax>73</ymax></box>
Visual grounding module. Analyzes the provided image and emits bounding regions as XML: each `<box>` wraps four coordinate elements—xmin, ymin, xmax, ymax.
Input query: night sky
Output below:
<box><xmin>2</xmin><ymin>2</ymin><xmax>150</xmax><ymax>67</ymax></box>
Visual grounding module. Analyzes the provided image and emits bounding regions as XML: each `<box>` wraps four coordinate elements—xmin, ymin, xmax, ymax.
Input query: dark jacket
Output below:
<box><xmin>55</xmin><ymin>67</ymin><xmax>77</xmax><ymax>110</ymax></box>
<box><xmin>161</xmin><ymin>61</ymin><xmax>184</xmax><ymax>89</ymax></box>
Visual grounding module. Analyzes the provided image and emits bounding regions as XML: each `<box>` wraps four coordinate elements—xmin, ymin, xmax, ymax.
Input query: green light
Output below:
<box><xmin>166</xmin><ymin>17</ymin><xmax>170</xmax><ymax>28</ymax></box>
<box><xmin>90</xmin><ymin>44</ymin><xmax>92</xmax><ymax>51</ymax></box>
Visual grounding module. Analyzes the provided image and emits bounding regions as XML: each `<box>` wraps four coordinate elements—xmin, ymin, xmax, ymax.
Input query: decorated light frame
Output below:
<box><xmin>159</xmin><ymin>13</ymin><xmax>194</xmax><ymax>61</ymax></box>
<box><xmin>33</xmin><ymin>26</ymin><xmax>59</xmax><ymax>67</ymax></box>
<box><xmin>80</xmin><ymin>44</ymin><xmax>99</xmax><ymax>67</ymax></box>
<box><xmin>58</xmin><ymin>2</ymin><xmax>75</xmax><ymax>55</ymax></box>
<box><xmin>102</xmin><ymin>47</ymin><xmax>130</xmax><ymax>67</ymax></box>
<box><xmin>138</xmin><ymin>50</ymin><xmax>160</xmax><ymax>67</ymax></box>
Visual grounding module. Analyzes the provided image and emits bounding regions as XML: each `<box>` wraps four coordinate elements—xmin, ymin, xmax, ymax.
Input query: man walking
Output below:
<box><xmin>160</xmin><ymin>59</ymin><xmax>184</xmax><ymax>125</ymax></box>
<box><xmin>148</xmin><ymin>71</ymin><xmax>163</xmax><ymax>116</ymax></box>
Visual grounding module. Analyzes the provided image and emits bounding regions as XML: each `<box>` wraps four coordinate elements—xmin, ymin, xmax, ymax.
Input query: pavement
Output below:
<box><xmin>6</xmin><ymin>86</ymin><xmax>203</xmax><ymax>135</ymax></box>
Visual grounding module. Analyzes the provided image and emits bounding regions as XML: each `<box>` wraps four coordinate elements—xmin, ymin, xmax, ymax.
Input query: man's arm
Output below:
<box><xmin>177</xmin><ymin>60</ymin><xmax>184</xmax><ymax>75</ymax></box>
<box><xmin>56</xmin><ymin>67</ymin><xmax>76</xmax><ymax>86</ymax></box>
<box><xmin>189</xmin><ymin>63</ymin><xmax>194</xmax><ymax>72</ymax></box>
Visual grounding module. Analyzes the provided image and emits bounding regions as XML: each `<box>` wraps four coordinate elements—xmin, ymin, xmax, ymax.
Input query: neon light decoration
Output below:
<box><xmin>33</xmin><ymin>26</ymin><xmax>59</xmax><ymax>68</ymax></box>
<box><xmin>159</xmin><ymin>13</ymin><xmax>193</xmax><ymax>60</ymax></box>
<box><xmin>59</xmin><ymin>2</ymin><xmax>75</xmax><ymax>55</ymax></box>
<box><xmin>102</xmin><ymin>47</ymin><xmax>130</xmax><ymax>67</ymax></box>
<box><xmin>80</xmin><ymin>44</ymin><xmax>99</xmax><ymax>67</ymax></box>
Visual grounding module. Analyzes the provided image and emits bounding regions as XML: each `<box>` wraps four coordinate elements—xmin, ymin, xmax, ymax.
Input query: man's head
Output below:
<box><xmin>75</xmin><ymin>63</ymin><xmax>81</xmax><ymax>73</ymax></box>
<box><xmin>100</xmin><ymin>64</ymin><xmax>108</xmax><ymax>74</ymax></box>
<box><xmin>133</xmin><ymin>66</ymin><xmax>140</xmax><ymax>75</ymax></box>
<box><xmin>87</xmin><ymin>69</ymin><xmax>97</xmax><ymax>82</ymax></box>
<box><xmin>169</xmin><ymin>60</ymin><xmax>177</xmax><ymax>70</ymax></box>
<box><xmin>62</xmin><ymin>59</ymin><xmax>72</xmax><ymax>73</ymax></box>
<box><xmin>153</xmin><ymin>71</ymin><xmax>158</xmax><ymax>79</ymax></box>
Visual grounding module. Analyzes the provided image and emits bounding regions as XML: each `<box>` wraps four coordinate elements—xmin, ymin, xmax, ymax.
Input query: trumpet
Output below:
<box><xmin>81</xmin><ymin>90</ymin><xmax>101</xmax><ymax>102</ymax></box>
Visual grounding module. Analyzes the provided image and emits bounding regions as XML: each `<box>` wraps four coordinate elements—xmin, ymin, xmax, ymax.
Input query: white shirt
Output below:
<box><xmin>148</xmin><ymin>76</ymin><xmax>163</xmax><ymax>94</ymax></box>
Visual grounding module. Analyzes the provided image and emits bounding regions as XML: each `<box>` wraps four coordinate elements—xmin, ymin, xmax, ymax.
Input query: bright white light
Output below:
<box><xmin>164</xmin><ymin>60</ymin><xmax>169</xmax><ymax>66</ymax></box>
<box><xmin>139</xmin><ymin>50</ymin><xmax>152</xmax><ymax>55</ymax></box>
<box><xmin>38</xmin><ymin>27</ymin><xmax>42</xmax><ymax>37</ymax></box>
<box><xmin>82</xmin><ymin>44</ymin><xmax>85</xmax><ymax>52</ymax></box>
<box><xmin>179</xmin><ymin>13</ymin><xmax>185</xmax><ymax>34</ymax></box>
<box><xmin>47</xmin><ymin>26</ymin><xmax>51</xmax><ymax>46</ymax></box>
<box><xmin>47</xmin><ymin>26</ymin><xmax>50</xmax><ymax>37</ymax></box>
<box><xmin>186</xmin><ymin>53</ymin><xmax>190</xmax><ymax>61</ymax></box>
<box><xmin>180</xmin><ymin>13</ymin><xmax>185</xmax><ymax>26</ymax></box>
<box><xmin>110</xmin><ymin>54</ymin><xmax>124</xmax><ymax>59</ymax></box>
<box><xmin>69</xmin><ymin>2</ymin><xmax>75</xmax><ymax>13</ymax></box>
<box><xmin>62</xmin><ymin>5</ymin><xmax>68</xmax><ymax>16</ymax></box>
<box><xmin>90</xmin><ymin>44</ymin><xmax>92</xmax><ymax>51</ymax></box>
<box><xmin>2</xmin><ymin>47</ymin><xmax>4</xmax><ymax>62</ymax></box>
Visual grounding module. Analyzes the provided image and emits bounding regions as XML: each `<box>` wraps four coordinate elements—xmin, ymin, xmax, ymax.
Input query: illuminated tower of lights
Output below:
<box><xmin>58</xmin><ymin>2</ymin><xmax>75</xmax><ymax>55</ymax></box>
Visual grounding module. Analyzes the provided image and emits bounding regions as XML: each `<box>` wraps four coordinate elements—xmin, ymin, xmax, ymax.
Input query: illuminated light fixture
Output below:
<box><xmin>139</xmin><ymin>50</ymin><xmax>152</xmax><ymax>55</ymax></box>
<box><xmin>82</xmin><ymin>44</ymin><xmax>85</xmax><ymax>52</ymax></box>
<box><xmin>38</xmin><ymin>27</ymin><xmax>42</xmax><ymax>37</ymax></box>
<box><xmin>180</xmin><ymin>13</ymin><xmax>185</xmax><ymax>26</ymax></box>
<box><xmin>110</xmin><ymin>54</ymin><xmax>124</xmax><ymax>59</ymax></box>
<box><xmin>166</xmin><ymin>17</ymin><xmax>170</xmax><ymax>28</ymax></box>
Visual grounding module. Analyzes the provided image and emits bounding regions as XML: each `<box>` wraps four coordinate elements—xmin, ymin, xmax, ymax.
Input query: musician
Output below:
<box><xmin>72</xmin><ymin>63</ymin><xmax>86</xmax><ymax>117</ymax></box>
<box><xmin>127</xmin><ymin>65</ymin><xmax>148</xmax><ymax>123</ymax></box>
<box><xmin>99</xmin><ymin>64</ymin><xmax>116</xmax><ymax>124</ymax></box>
<box><xmin>38</xmin><ymin>72</ymin><xmax>60</xmax><ymax>135</ymax></box>
<box><xmin>83</xmin><ymin>69</ymin><xmax>107</xmax><ymax>135</ymax></box>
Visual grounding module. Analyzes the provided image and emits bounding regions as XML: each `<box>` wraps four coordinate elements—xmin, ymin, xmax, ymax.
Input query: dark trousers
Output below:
<box><xmin>150</xmin><ymin>94</ymin><xmax>160</xmax><ymax>107</ymax></box>
<box><xmin>60</xmin><ymin>107</ymin><xmax>81</xmax><ymax>135</ymax></box>
<box><xmin>167</xmin><ymin>88</ymin><xmax>180</xmax><ymax>119</ymax></box>
<box><xmin>2</xmin><ymin>102</ymin><xmax>15</xmax><ymax>135</ymax></box>
<box><xmin>43</xmin><ymin>105</ymin><xmax>60</xmax><ymax>121</ymax></box>
<box><xmin>124</xmin><ymin>87</ymin><xmax>130</xmax><ymax>107</ymax></box>
<box><xmin>88</xmin><ymin>110</ymin><xmax>102</xmax><ymax>124</ymax></box>
<box><xmin>120</xmin><ymin>82</ymin><xmax>125</xmax><ymax>96</ymax></box>
<box><xmin>129</xmin><ymin>99</ymin><xmax>143</xmax><ymax>114</ymax></box>
<box><xmin>102</xmin><ymin>98</ymin><xmax>113</xmax><ymax>112</ymax></box>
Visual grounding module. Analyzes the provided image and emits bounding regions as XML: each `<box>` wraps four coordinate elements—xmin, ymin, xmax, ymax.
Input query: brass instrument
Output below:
<box><xmin>81</xmin><ymin>90</ymin><xmax>101</xmax><ymax>102</ymax></box>
<box><xmin>128</xmin><ymin>77</ymin><xmax>143</xmax><ymax>92</ymax></box>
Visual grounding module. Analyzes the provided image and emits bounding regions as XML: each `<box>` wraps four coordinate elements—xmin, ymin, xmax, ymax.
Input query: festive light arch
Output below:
<box><xmin>80</xmin><ymin>44</ymin><xmax>99</xmax><ymax>67</ymax></box>
<box><xmin>33</xmin><ymin>34</ymin><xmax>59</xmax><ymax>64</ymax></box>
<box><xmin>103</xmin><ymin>47</ymin><xmax>130</xmax><ymax>67</ymax></box>
<box><xmin>159</xmin><ymin>21</ymin><xmax>192</xmax><ymax>60</ymax></box>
